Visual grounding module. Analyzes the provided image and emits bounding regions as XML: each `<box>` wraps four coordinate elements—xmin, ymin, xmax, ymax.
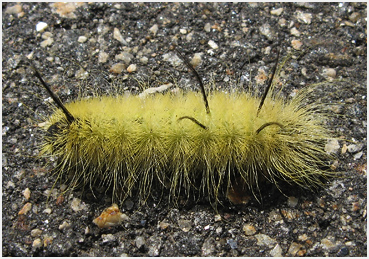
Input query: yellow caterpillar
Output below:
<box><xmin>31</xmin><ymin>49</ymin><xmax>333</xmax><ymax>205</ymax></box>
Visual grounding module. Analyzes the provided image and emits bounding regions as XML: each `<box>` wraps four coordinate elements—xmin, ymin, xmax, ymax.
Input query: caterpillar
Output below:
<box><xmin>30</xmin><ymin>48</ymin><xmax>333</xmax><ymax>206</ymax></box>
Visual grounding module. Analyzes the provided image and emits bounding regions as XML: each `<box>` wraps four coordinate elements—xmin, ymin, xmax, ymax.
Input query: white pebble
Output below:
<box><xmin>180</xmin><ymin>28</ymin><xmax>187</xmax><ymax>34</ymax></box>
<box><xmin>71</xmin><ymin>198</ymin><xmax>86</xmax><ymax>212</ymax></box>
<box><xmin>31</xmin><ymin>229</ymin><xmax>42</xmax><ymax>237</ymax></box>
<box><xmin>110</xmin><ymin>63</ymin><xmax>125</xmax><ymax>74</ymax></box>
<box><xmin>41</xmin><ymin>32</ymin><xmax>52</xmax><ymax>40</ymax></box>
<box><xmin>204</xmin><ymin>23</ymin><xmax>211</xmax><ymax>32</ymax></box>
<box><xmin>322</xmin><ymin>68</ymin><xmax>336</xmax><ymax>78</ymax></box>
<box><xmin>116</xmin><ymin>52</ymin><xmax>133</xmax><ymax>64</ymax></box>
<box><xmin>214</xmin><ymin>214</ymin><xmax>222</xmax><ymax>222</ymax></box>
<box><xmin>325</xmin><ymin>139</ymin><xmax>340</xmax><ymax>154</ymax></box>
<box><xmin>23</xmin><ymin>188</ymin><xmax>31</xmax><ymax>200</ymax></box>
<box><xmin>36</xmin><ymin>22</ymin><xmax>48</xmax><ymax>32</ymax></box>
<box><xmin>113</xmin><ymin>28</ymin><xmax>126</xmax><ymax>44</ymax></box>
<box><xmin>259</xmin><ymin>23</ymin><xmax>273</xmax><ymax>40</ymax></box>
<box><xmin>98</xmin><ymin>51</ymin><xmax>109</xmax><ymax>63</ymax></box>
<box><xmin>270</xmin><ymin>8</ymin><xmax>283</xmax><ymax>16</ymax></box>
<box><xmin>149</xmin><ymin>24</ymin><xmax>159</xmax><ymax>36</ymax></box>
<box><xmin>5</xmin><ymin>4</ymin><xmax>23</xmax><ymax>15</ymax></box>
<box><xmin>190</xmin><ymin>53</ymin><xmax>203</xmax><ymax>68</ymax></box>
<box><xmin>290</xmin><ymin>27</ymin><xmax>301</xmax><ymax>37</ymax></box>
<box><xmin>40</xmin><ymin>37</ymin><xmax>53</xmax><ymax>48</ymax></box>
<box><xmin>32</xmin><ymin>238</ymin><xmax>42</xmax><ymax>248</ymax></box>
<box><xmin>291</xmin><ymin>39</ymin><xmax>302</xmax><ymax>50</ymax></box>
<box><xmin>296</xmin><ymin>11</ymin><xmax>312</xmax><ymax>24</ymax></box>
<box><xmin>77</xmin><ymin>36</ymin><xmax>87</xmax><ymax>43</ymax></box>
<box><xmin>59</xmin><ymin>220</ymin><xmax>71</xmax><ymax>230</ymax></box>
<box><xmin>208</xmin><ymin>40</ymin><xmax>218</xmax><ymax>49</ymax></box>
<box><xmin>140</xmin><ymin>56</ymin><xmax>148</xmax><ymax>65</ymax></box>
<box><xmin>43</xmin><ymin>208</ymin><xmax>52</xmax><ymax>214</ymax></box>
<box><xmin>353</xmin><ymin>151</ymin><xmax>363</xmax><ymax>160</ymax></box>
<box><xmin>127</xmin><ymin>64</ymin><xmax>137</xmax><ymax>73</ymax></box>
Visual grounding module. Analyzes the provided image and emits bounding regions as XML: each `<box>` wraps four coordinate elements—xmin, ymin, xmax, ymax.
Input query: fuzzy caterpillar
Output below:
<box><xmin>31</xmin><ymin>49</ymin><xmax>333</xmax><ymax>205</ymax></box>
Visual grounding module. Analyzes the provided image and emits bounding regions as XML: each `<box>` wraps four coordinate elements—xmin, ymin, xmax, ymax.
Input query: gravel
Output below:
<box><xmin>2</xmin><ymin>2</ymin><xmax>367</xmax><ymax>256</ymax></box>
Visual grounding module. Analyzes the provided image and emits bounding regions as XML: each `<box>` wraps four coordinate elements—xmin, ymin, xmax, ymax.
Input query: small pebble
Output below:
<box><xmin>216</xmin><ymin>227</ymin><xmax>223</xmax><ymax>235</ymax></box>
<box><xmin>159</xmin><ymin>221</ymin><xmax>170</xmax><ymax>230</ymax></box>
<box><xmin>102</xmin><ymin>234</ymin><xmax>116</xmax><ymax>244</ymax></box>
<box><xmin>77</xmin><ymin>36</ymin><xmax>87</xmax><ymax>43</ymax></box>
<box><xmin>227</xmin><ymin>239</ymin><xmax>238</xmax><ymax>249</ymax></box>
<box><xmin>321</xmin><ymin>237</ymin><xmax>337</xmax><ymax>250</ymax></box>
<box><xmin>42</xmin><ymin>31</ymin><xmax>52</xmax><ymax>39</ymax></box>
<box><xmin>71</xmin><ymin>198</ymin><xmax>87</xmax><ymax>212</ymax></box>
<box><xmin>180</xmin><ymin>28</ymin><xmax>187</xmax><ymax>34</ymax></box>
<box><xmin>59</xmin><ymin>220</ymin><xmax>71</xmax><ymax>230</ymax></box>
<box><xmin>202</xmin><ymin>237</ymin><xmax>215</xmax><ymax>256</ymax></box>
<box><xmin>204</xmin><ymin>23</ymin><xmax>211</xmax><ymax>32</ymax></box>
<box><xmin>344</xmin><ymin>21</ymin><xmax>355</xmax><ymax>27</ymax></box>
<box><xmin>288</xmin><ymin>242</ymin><xmax>303</xmax><ymax>256</ymax></box>
<box><xmin>259</xmin><ymin>23</ymin><xmax>273</xmax><ymax>40</ymax></box>
<box><xmin>116</xmin><ymin>52</ymin><xmax>133</xmax><ymax>64</ymax></box>
<box><xmin>140</xmin><ymin>56</ymin><xmax>148</xmax><ymax>65</ymax></box>
<box><xmin>93</xmin><ymin>204</ymin><xmax>129</xmax><ymax>228</ymax></box>
<box><xmin>214</xmin><ymin>214</ymin><xmax>222</xmax><ymax>222</ymax></box>
<box><xmin>36</xmin><ymin>22</ymin><xmax>48</xmax><ymax>32</ymax></box>
<box><xmin>113</xmin><ymin>28</ymin><xmax>126</xmax><ymax>45</ymax></box>
<box><xmin>278</xmin><ymin>18</ymin><xmax>287</xmax><ymax>27</ymax></box>
<box><xmin>32</xmin><ymin>238</ymin><xmax>42</xmax><ymax>248</ymax></box>
<box><xmin>255</xmin><ymin>234</ymin><xmax>277</xmax><ymax>248</ymax></box>
<box><xmin>135</xmin><ymin>236</ymin><xmax>146</xmax><ymax>248</ymax></box>
<box><xmin>291</xmin><ymin>39</ymin><xmax>303</xmax><ymax>50</ymax></box>
<box><xmin>353</xmin><ymin>151</ymin><xmax>363</xmax><ymax>160</ymax></box>
<box><xmin>5</xmin><ymin>4</ymin><xmax>22</xmax><ymax>14</ymax></box>
<box><xmin>290</xmin><ymin>27</ymin><xmax>301</xmax><ymax>37</ymax></box>
<box><xmin>298</xmin><ymin>234</ymin><xmax>309</xmax><ymax>241</ymax></box>
<box><xmin>270</xmin><ymin>8</ymin><xmax>283</xmax><ymax>16</ymax></box>
<box><xmin>85</xmin><ymin>226</ymin><xmax>90</xmax><ymax>235</ymax></box>
<box><xmin>322</xmin><ymin>68</ymin><xmax>336</xmax><ymax>79</ymax></box>
<box><xmin>347</xmin><ymin>143</ymin><xmax>364</xmax><ymax>153</ymax></box>
<box><xmin>43</xmin><ymin>208</ymin><xmax>52</xmax><ymax>214</ymax></box>
<box><xmin>50</xmin><ymin>2</ymin><xmax>84</xmax><ymax>19</ymax></box>
<box><xmin>325</xmin><ymin>139</ymin><xmax>340</xmax><ymax>154</ymax></box>
<box><xmin>31</xmin><ymin>228</ymin><xmax>42</xmax><ymax>237</ymax></box>
<box><xmin>190</xmin><ymin>53</ymin><xmax>202</xmax><ymax>68</ymax></box>
<box><xmin>40</xmin><ymin>38</ymin><xmax>53</xmax><ymax>48</ymax></box>
<box><xmin>149</xmin><ymin>24</ymin><xmax>159</xmax><ymax>36</ymax></box>
<box><xmin>243</xmin><ymin>224</ymin><xmax>256</xmax><ymax>236</ymax></box>
<box><xmin>255</xmin><ymin>68</ymin><xmax>268</xmax><ymax>85</ymax></box>
<box><xmin>178</xmin><ymin>219</ymin><xmax>192</xmax><ymax>232</ymax></box>
<box><xmin>43</xmin><ymin>235</ymin><xmax>53</xmax><ymax>247</ymax></box>
<box><xmin>208</xmin><ymin>40</ymin><xmax>218</xmax><ymax>49</ymax></box>
<box><xmin>296</xmin><ymin>11</ymin><xmax>312</xmax><ymax>24</ymax></box>
<box><xmin>349</xmin><ymin>12</ymin><xmax>361</xmax><ymax>23</ymax></box>
<box><xmin>6</xmin><ymin>181</ymin><xmax>15</xmax><ymax>189</ymax></box>
<box><xmin>23</xmin><ymin>188</ymin><xmax>31</xmax><ymax>200</ymax></box>
<box><xmin>18</xmin><ymin>202</ymin><xmax>32</xmax><ymax>215</ymax></box>
<box><xmin>110</xmin><ymin>63</ymin><xmax>125</xmax><ymax>74</ymax></box>
<box><xmin>270</xmin><ymin>244</ymin><xmax>283</xmax><ymax>257</ymax></box>
<box><xmin>127</xmin><ymin>64</ymin><xmax>137</xmax><ymax>73</ymax></box>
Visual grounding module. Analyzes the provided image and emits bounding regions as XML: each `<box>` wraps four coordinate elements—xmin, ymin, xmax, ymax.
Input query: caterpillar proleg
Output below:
<box><xmin>31</xmin><ymin>48</ymin><xmax>333</xmax><ymax>206</ymax></box>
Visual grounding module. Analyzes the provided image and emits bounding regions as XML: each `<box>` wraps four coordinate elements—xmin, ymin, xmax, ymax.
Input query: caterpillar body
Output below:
<box><xmin>32</xmin><ymin>50</ymin><xmax>332</xmax><ymax>206</ymax></box>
